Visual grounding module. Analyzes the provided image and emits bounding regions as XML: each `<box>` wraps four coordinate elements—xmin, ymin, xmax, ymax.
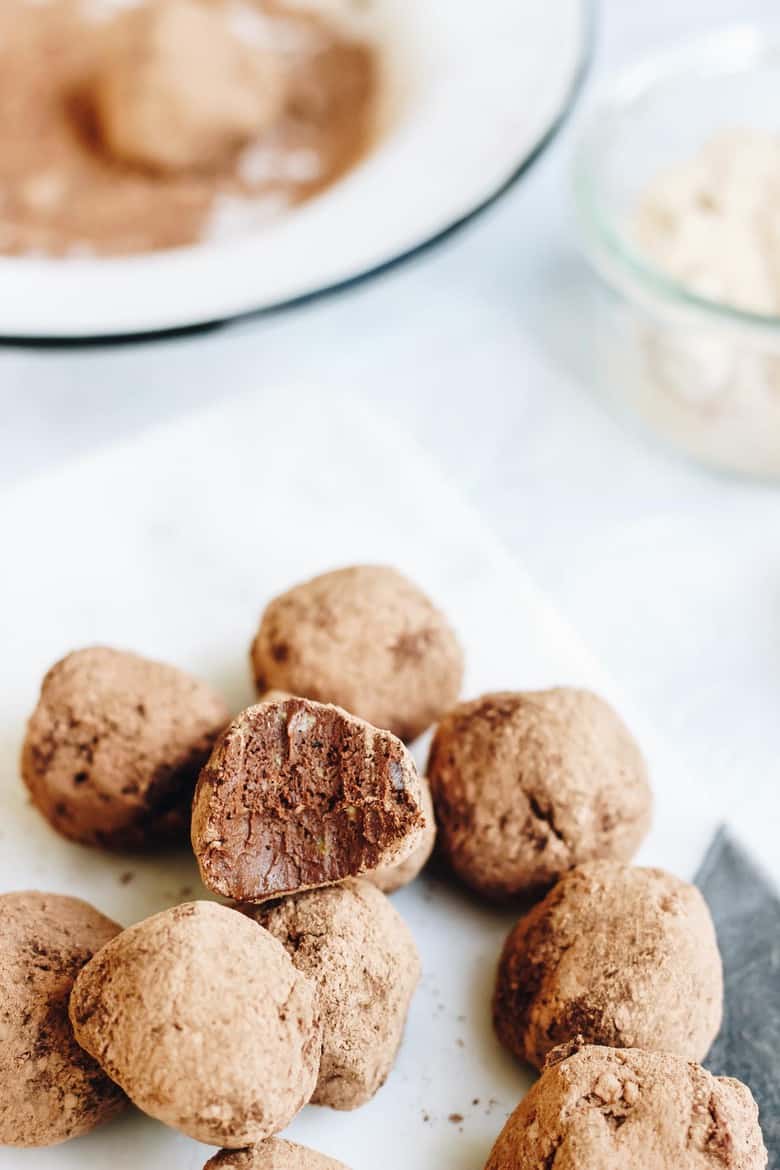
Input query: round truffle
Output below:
<box><xmin>365</xmin><ymin>776</ymin><xmax>436</xmax><ymax>894</ymax></box>
<box><xmin>204</xmin><ymin>1139</ymin><xmax>350</xmax><ymax>1170</ymax></box>
<box><xmin>250</xmin><ymin>565</ymin><xmax>463</xmax><ymax>741</ymax></box>
<box><xmin>485</xmin><ymin>1043</ymin><xmax>767</xmax><ymax>1170</ymax></box>
<box><xmin>255</xmin><ymin>879</ymin><xmax>420</xmax><ymax>1110</ymax></box>
<box><xmin>493</xmin><ymin>861</ymin><xmax>723</xmax><ymax>1069</ymax></box>
<box><xmin>192</xmin><ymin>697</ymin><xmax>425</xmax><ymax>902</ymax></box>
<box><xmin>69</xmin><ymin>901</ymin><xmax>321</xmax><ymax>1147</ymax></box>
<box><xmin>93</xmin><ymin>0</ymin><xmax>284</xmax><ymax>173</ymax></box>
<box><xmin>427</xmin><ymin>688</ymin><xmax>652</xmax><ymax>899</ymax></box>
<box><xmin>0</xmin><ymin>891</ymin><xmax>126</xmax><ymax>1147</ymax></box>
<box><xmin>22</xmin><ymin>645</ymin><xmax>229</xmax><ymax>850</ymax></box>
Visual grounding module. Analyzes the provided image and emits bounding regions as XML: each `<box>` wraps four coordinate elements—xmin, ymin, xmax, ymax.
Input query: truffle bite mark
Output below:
<box><xmin>192</xmin><ymin>697</ymin><xmax>425</xmax><ymax>902</ymax></box>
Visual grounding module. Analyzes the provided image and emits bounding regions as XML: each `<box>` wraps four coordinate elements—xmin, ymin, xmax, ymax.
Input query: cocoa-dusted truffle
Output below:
<box><xmin>255</xmin><ymin>879</ymin><xmax>420</xmax><ymax>1110</ymax></box>
<box><xmin>493</xmin><ymin>861</ymin><xmax>723</xmax><ymax>1069</ymax></box>
<box><xmin>366</xmin><ymin>776</ymin><xmax>436</xmax><ymax>894</ymax></box>
<box><xmin>0</xmin><ymin>891</ymin><xmax>126</xmax><ymax>1147</ymax></box>
<box><xmin>427</xmin><ymin>688</ymin><xmax>652</xmax><ymax>899</ymax></box>
<box><xmin>192</xmin><ymin>697</ymin><xmax>425</xmax><ymax>902</ymax></box>
<box><xmin>205</xmin><ymin>1138</ymin><xmax>350</xmax><ymax>1170</ymax></box>
<box><xmin>69</xmin><ymin>901</ymin><xmax>321</xmax><ymax>1147</ymax></box>
<box><xmin>484</xmin><ymin>1043</ymin><xmax>767</xmax><ymax>1170</ymax></box>
<box><xmin>22</xmin><ymin>645</ymin><xmax>229</xmax><ymax>850</ymax></box>
<box><xmin>250</xmin><ymin>566</ymin><xmax>463</xmax><ymax>741</ymax></box>
<box><xmin>93</xmin><ymin>0</ymin><xmax>284</xmax><ymax>173</ymax></box>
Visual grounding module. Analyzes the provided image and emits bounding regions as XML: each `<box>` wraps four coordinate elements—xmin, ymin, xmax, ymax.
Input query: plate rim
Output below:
<box><xmin>2</xmin><ymin>0</ymin><xmax>597</xmax><ymax>347</ymax></box>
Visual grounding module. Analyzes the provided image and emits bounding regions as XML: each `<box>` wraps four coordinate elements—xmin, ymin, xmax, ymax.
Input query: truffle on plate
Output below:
<box><xmin>255</xmin><ymin>878</ymin><xmax>420</xmax><ymax>1110</ymax></box>
<box><xmin>427</xmin><ymin>688</ymin><xmax>652</xmax><ymax>899</ymax></box>
<box><xmin>204</xmin><ymin>1140</ymin><xmax>350</xmax><ymax>1170</ymax></box>
<box><xmin>0</xmin><ymin>891</ymin><xmax>126</xmax><ymax>1147</ymax></box>
<box><xmin>21</xmin><ymin>646</ymin><xmax>228</xmax><ymax>850</ymax></box>
<box><xmin>192</xmin><ymin>697</ymin><xmax>425</xmax><ymax>902</ymax></box>
<box><xmin>250</xmin><ymin>565</ymin><xmax>463</xmax><ymax>741</ymax></box>
<box><xmin>484</xmin><ymin>1043</ymin><xmax>767</xmax><ymax>1170</ymax></box>
<box><xmin>69</xmin><ymin>901</ymin><xmax>321</xmax><ymax>1148</ymax></box>
<box><xmin>493</xmin><ymin>861</ymin><xmax>723</xmax><ymax>1069</ymax></box>
<box><xmin>93</xmin><ymin>0</ymin><xmax>284</xmax><ymax>173</ymax></box>
<box><xmin>365</xmin><ymin>775</ymin><xmax>436</xmax><ymax>894</ymax></box>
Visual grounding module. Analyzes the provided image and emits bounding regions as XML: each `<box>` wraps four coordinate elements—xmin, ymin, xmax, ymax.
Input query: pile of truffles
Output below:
<box><xmin>2</xmin><ymin>563</ymin><xmax>768</xmax><ymax>1169</ymax></box>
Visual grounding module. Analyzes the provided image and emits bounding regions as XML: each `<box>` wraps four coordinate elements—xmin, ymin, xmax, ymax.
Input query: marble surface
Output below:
<box><xmin>1</xmin><ymin>0</ymin><xmax>779</xmax><ymax>840</ymax></box>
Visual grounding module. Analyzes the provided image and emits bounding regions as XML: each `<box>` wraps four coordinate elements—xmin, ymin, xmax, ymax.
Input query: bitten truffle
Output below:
<box><xmin>21</xmin><ymin>645</ymin><xmax>228</xmax><ymax>850</ymax></box>
<box><xmin>205</xmin><ymin>1139</ymin><xmax>350</xmax><ymax>1170</ymax></box>
<box><xmin>484</xmin><ymin>1043</ymin><xmax>767</xmax><ymax>1170</ymax></box>
<box><xmin>0</xmin><ymin>891</ymin><xmax>126</xmax><ymax>1147</ymax></box>
<box><xmin>365</xmin><ymin>776</ymin><xmax>436</xmax><ymax>894</ymax></box>
<box><xmin>255</xmin><ymin>879</ymin><xmax>420</xmax><ymax>1110</ymax></box>
<box><xmin>93</xmin><ymin>0</ymin><xmax>284</xmax><ymax>173</ymax></box>
<box><xmin>493</xmin><ymin>861</ymin><xmax>723</xmax><ymax>1069</ymax></box>
<box><xmin>250</xmin><ymin>566</ymin><xmax>464</xmax><ymax>741</ymax></box>
<box><xmin>69</xmin><ymin>901</ymin><xmax>321</xmax><ymax>1147</ymax></box>
<box><xmin>427</xmin><ymin>688</ymin><xmax>652</xmax><ymax>898</ymax></box>
<box><xmin>192</xmin><ymin>697</ymin><xmax>425</xmax><ymax>902</ymax></box>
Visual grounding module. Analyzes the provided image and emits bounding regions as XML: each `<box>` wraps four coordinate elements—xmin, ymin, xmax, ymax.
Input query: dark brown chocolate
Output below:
<box><xmin>191</xmin><ymin>698</ymin><xmax>425</xmax><ymax>901</ymax></box>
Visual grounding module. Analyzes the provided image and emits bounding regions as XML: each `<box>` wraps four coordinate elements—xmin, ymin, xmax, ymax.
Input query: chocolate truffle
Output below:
<box><xmin>366</xmin><ymin>776</ymin><xmax>436</xmax><ymax>894</ymax></box>
<box><xmin>0</xmin><ymin>891</ymin><xmax>126</xmax><ymax>1147</ymax></box>
<box><xmin>69</xmin><ymin>901</ymin><xmax>321</xmax><ymax>1147</ymax></box>
<box><xmin>484</xmin><ymin>1043</ymin><xmax>767</xmax><ymax>1170</ymax></box>
<box><xmin>205</xmin><ymin>1138</ymin><xmax>350</xmax><ymax>1170</ymax></box>
<box><xmin>250</xmin><ymin>566</ymin><xmax>463</xmax><ymax>741</ymax></box>
<box><xmin>255</xmin><ymin>879</ymin><xmax>420</xmax><ymax>1110</ymax></box>
<box><xmin>427</xmin><ymin>688</ymin><xmax>652</xmax><ymax>898</ymax></box>
<box><xmin>22</xmin><ymin>645</ymin><xmax>229</xmax><ymax>850</ymax></box>
<box><xmin>93</xmin><ymin>0</ymin><xmax>284</xmax><ymax>173</ymax></box>
<box><xmin>493</xmin><ymin>861</ymin><xmax>723</xmax><ymax>1069</ymax></box>
<box><xmin>192</xmin><ymin>697</ymin><xmax>425</xmax><ymax>902</ymax></box>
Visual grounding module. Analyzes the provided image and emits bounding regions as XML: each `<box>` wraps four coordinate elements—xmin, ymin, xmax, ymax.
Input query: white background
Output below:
<box><xmin>1</xmin><ymin>0</ymin><xmax>779</xmax><ymax>829</ymax></box>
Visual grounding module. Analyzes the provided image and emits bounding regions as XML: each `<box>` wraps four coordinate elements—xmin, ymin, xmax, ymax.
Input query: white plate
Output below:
<box><xmin>0</xmin><ymin>0</ymin><xmax>591</xmax><ymax>339</ymax></box>
<box><xmin>0</xmin><ymin>389</ymin><xmax>725</xmax><ymax>1170</ymax></box>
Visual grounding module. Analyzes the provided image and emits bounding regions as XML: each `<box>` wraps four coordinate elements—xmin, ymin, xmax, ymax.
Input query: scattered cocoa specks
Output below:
<box><xmin>422</xmin><ymin>1111</ymin><xmax>431</xmax><ymax>1124</ymax></box>
<box><xmin>456</xmin><ymin>1037</ymin><xmax>464</xmax><ymax>1047</ymax></box>
<box><xmin>472</xmin><ymin>1098</ymin><xmax>480</xmax><ymax>1106</ymax></box>
<box><xmin>448</xmin><ymin>1113</ymin><xmax>464</xmax><ymax>1124</ymax></box>
<box><xmin>178</xmin><ymin>885</ymin><xmax>193</xmax><ymax>898</ymax></box>
<box><xmin>119</xmin><ymin>871</ymin><xmax>134</xmax><ymax>885</ymax></box>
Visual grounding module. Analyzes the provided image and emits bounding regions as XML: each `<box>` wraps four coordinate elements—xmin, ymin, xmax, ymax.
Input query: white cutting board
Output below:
<box><xmin>0</xmin><ymin>388</ymin><xmax>721</xmax><ymax>1170</ymax></box>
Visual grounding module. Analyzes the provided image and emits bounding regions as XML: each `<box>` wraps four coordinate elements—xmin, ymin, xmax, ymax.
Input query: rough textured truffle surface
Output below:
<box><xmin>69</xmin><ymin>901</ymin><xmax>321</xmax><ymax>1147</ymax></box>
<box><xmin>192</xmin><ymin>697</ymin><xmax>425</xmax><ymax>902</ymax></box>
<box><xmin>93</xmin><ymin>0</ymin><xmax>284</xmax><ymax>173</ymax></box>
<box><xmin>427</xmin><ymin>688</ymin><xmax>652</xmax><ymax>899</ymax></box>
<box><xmin>255</xmin><ymin>879</ymin><xmax>420</xmax><ymax>1110</ymax></box>
<box><xmin>204</xmin><ymin>1138</ymin><xmax>350</xmax><ymax>1170</ymax></box>
<box><xmin>21</xmin><ymin>645</ymin><xmax>229</xmax><ymax>850</ymax></box>
<box><xmin>484</xmin><ymin>1043</ymin><xmax>767</xmax><ymax>1170</ymax></box>
<box><xmin>366</xmin><ymin>776</ymin><xmax>436</xmax><ymax>894</ymax></box>
<box><xmin>494</xmin><ymin>861</ymin><xmax>723</xmax><ymax>1069</ymax></box>
<box><xmin>250</xmin><ymin>565</ymin><xmax>464</xmax><ymax>741</ymax></box>
<box><xmin>0</xmin><ymin>891</ymin><xmax>126</xmax><ymax>1147</ymax></box>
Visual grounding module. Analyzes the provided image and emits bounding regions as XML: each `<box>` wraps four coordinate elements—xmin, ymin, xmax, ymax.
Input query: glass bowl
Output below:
<box><xmin>573</xmin><ymin>25</ymin><xmax>780</xmax><ymax>479</ymax></box>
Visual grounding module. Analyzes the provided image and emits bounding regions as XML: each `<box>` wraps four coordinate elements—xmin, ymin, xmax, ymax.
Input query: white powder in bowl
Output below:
<box><xmin>628</xmin><ymin>129</ymin><xmax>780</xmax><ymax>477</ymax></box>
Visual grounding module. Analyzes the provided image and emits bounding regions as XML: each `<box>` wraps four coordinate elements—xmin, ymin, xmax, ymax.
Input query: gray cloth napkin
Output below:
<box><xmin>697</xmin><ymin>828</ymin><xmax>779</xmax><ymax>1169</ymax></box>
